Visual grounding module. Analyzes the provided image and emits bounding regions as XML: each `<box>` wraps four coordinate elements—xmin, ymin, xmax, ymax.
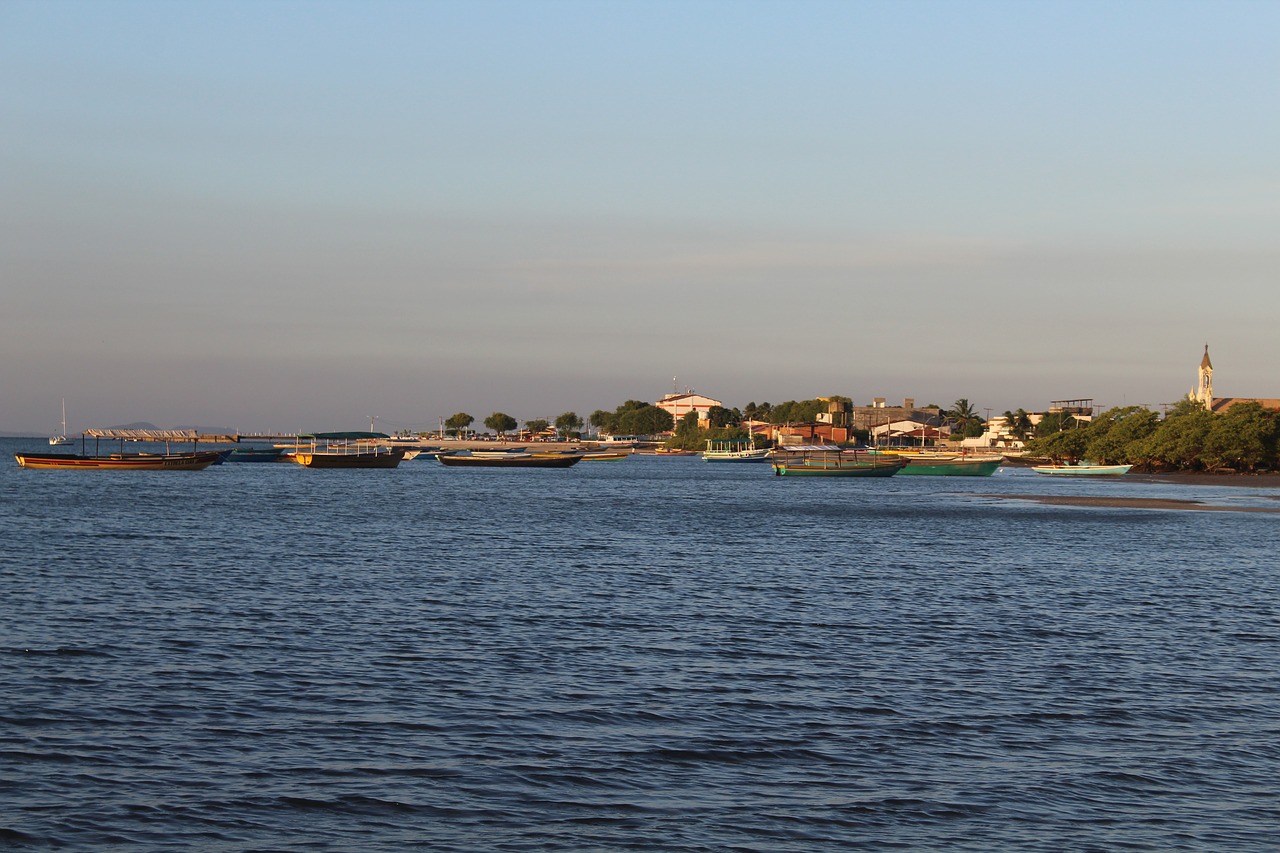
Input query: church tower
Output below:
<box><xmin>1190</xmin><ymin>344</ymin><xmax>1213</xmax><ymax>410</ymax></box>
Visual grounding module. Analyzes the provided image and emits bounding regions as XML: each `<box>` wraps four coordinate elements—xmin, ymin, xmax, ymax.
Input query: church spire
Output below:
<box><xmin>1190</xmin><ymin>344</ymin><xmax>1214</xmax><ymax>410</ymax></box>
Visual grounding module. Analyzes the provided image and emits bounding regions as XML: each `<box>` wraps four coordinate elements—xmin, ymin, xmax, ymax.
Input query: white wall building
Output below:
<box><xmin>655</xmin><ymin>392</ymin><xmax>723</xmax><ymax>425</ymax></box>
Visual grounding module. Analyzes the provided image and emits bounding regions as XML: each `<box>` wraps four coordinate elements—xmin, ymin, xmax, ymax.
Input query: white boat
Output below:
<box><xmin>702</xmin><ymin>438</ymin><xmax>771</xmax><ymax>463</ymax></box>
<box><xmin>1031</xmin><ymin>463</ymin><xmax>1132</xmax><ymax>476</ymax></box>
<box><xmin>49</xmin><ymin>399</ymin><xmax>71</xmax><ymax>445</ymax></box>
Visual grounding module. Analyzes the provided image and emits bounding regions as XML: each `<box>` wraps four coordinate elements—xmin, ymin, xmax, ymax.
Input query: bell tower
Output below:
<box><xmin>1190</xmin><ymin>344</ymin><xmax>1213</xmax><ymax>410</ymax></box>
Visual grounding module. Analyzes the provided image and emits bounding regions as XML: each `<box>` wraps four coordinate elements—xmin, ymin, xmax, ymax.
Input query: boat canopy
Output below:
<box><xmin>297</xmin><ymin>431</ymin><xmax>390</xmax><ymax>440</ymax></box>
<box><xmin>86</xmin><ymin>429</ymin><xmax>199</xmax><ymax>441</ymax></box>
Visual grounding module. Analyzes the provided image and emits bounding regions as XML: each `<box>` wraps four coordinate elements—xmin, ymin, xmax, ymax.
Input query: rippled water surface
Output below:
<box><xmin>3</xmin><ymin>438</ymin><xmax>1278</xmax><ymax>850</ymax></box>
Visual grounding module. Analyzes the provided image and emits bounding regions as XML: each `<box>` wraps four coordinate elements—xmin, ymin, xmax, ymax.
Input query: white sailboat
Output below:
<box><xmin>49</xmin><ymin>399</ymin><xmax>72</xmax><ymax>445</ymax></box>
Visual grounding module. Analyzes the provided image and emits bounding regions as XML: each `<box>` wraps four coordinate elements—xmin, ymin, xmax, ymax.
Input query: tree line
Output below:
<box><xmin>437</xmin><ymin>396</ymin><xmax>1280</xmax><ymax>470</ymax></box>
<box><xmin>438</xmin><ymin>395</ymin><xmax>996</xmax><ymax>444</ymax></box>
<box><xmin>1024</xmin><ymin>399</ymin><xmax>1279</xmax><ymax>473</ymax></box>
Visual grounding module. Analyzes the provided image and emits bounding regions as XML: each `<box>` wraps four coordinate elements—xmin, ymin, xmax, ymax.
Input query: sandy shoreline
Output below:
<box><xmin>1123</xmin><ymin>472</ymin><xmax>1280</xmax><ymax>489</ymax></box>
<box><xmin>986</xmin><ymin>493</ymin><xmax>1280</xmax><ymax>514</ymax></box>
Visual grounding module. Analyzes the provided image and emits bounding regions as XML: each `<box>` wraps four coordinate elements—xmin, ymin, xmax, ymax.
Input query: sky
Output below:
<box><xmin>2</xmin><ymin>0</ymin><xmax>1278</xmax><ymax>434</ymax></box>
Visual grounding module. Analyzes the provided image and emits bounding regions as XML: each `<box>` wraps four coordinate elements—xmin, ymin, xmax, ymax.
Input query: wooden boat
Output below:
<box><xmin>20</xmin><ymin>427</ymin><xmax>230</xmax><ymax>470</ymax></box>
<box><xmin>702</xmin><ymin>438</ymin><xmax>771</xmax><ymax>463</ymax></box>
<box><xmin>226</xmin><ymin>447</ymin><xmax>285</xmax><ymax>463</ymax></box>
<box><xmin>581</xmin><ymin>451</ymin><xmax>630</xmax><ymax>461</ymax></box>
<box><xmin>289</xmin><ymin>432</ymin><xmax>405</xmax><ymax>468</ymax></box>
<box><xmin>15</xmin><ymin>450</ymin><xmax>223</xmax><ymax>470</ymax></box>
<box><xmin>894</xmin><ymin>453</ymin><xmax>1003</xmax><ymax>476</ymax></box>
<box><xmin>437</xmin><ymin>451</ymin><xmax>583</xmax><ymax>468</ymax></box>
<box><xmin>771</xmin><ymin>446</ymin><xmax>906</xmax><ymax>477</ymax></box>
<box><xmin>1032</xmin><ymin>463</ymin><xmax>1132</xmax><ymax>476</ymax></box>
<box><xmin>293</xmin><ymin>448</ymin><xmax>404</xmax><ymax>468</ymax></box>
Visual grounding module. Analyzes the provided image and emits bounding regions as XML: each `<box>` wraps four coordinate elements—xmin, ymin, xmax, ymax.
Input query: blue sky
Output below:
<box><xmin>3</xmin><ymin>0</ymin><xmax>1277</xmax><ymax>434</ymax></box>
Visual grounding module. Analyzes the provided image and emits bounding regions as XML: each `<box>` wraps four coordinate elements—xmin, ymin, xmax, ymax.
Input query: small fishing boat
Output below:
<box><xmin>468</xmin><ymin>447</ymin><xmax>529</xmax><ymax>457</ymax></box>
<box><xmin>1032</xmin><ymin>462</ymin><xmax>1132</xmax><ymax>476</ymax></box>
<box><xmin>289</xmin><ymin>432</ymin><xmax>406</xmax><ymax>469</ymax></box>
<box><xmin>15</xmin><ymin>450</ymin><xmax>224</xmax><ymax>470</ymax></box>
<box><xmin>702</xmin><ymin>438</ymin><xmax>771</xmax><ymax>463</ymax></box>
<box><xmin>893</xmin><ymin>453</ymin><xmax>1003</xmax><ymax>476</ymax></box>
<box><xmin>772</xmin><ymin>446</ymin><xmax>906</xmax><ymax>477</ymax></box>
<box><xmin>437</xmin><ymin>451</ymin><xmax>584</xmax><ymax>468</ymax></box>
<box><xmin>20</xmin><ymin>428</ymin><xmax>226</xmax><ymax>470</ymax></box>
<box><xmin>581</xmin><ymin>451</ymin><xmax>630</xmax><ymax>462</ymax></box>
<box><xmin>226</xmin><ymin>447</ymin><xmax>285</xmax><ymax>463</ymax></box>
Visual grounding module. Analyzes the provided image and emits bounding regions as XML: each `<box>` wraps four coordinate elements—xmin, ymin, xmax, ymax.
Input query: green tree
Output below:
<box><xmin>1133</xmin><ymin>400</ymin><xmax>1214</xmax><ymax>470</ymax></box>
<box><xmin>1001</xmin><ymin>409</ymin><xmax>1034</xmax><ymax>442</ymax></box>
<box><xmin>615</xmin><ymin>404</ymin><xmax>674</xmax><ymax>436</ymax></box>
<box><xmin>706</xmin><ymin>405</ymin><xmax>735</xmax><ymax>428</ymax></box>
<box><xmin>524</xmin><ymin>418</ymin><xmax>549</xmax><ymax>437</ymax></box>
<box><xmin>665</xmin><ymin>412</ymin><xmax>705</xmax><ymax>450</ymax></box>
<box><xmin>1083</xmin><ymin>406</ymin><xmax>1159</xmax><ymax>464</ymax></box>
<box><xmin>589</xmin><ymin>409</ymin><xmax>615</xmax><ymax>435</ymax></box>
<box><xmin>946</xmin><ymin>398</ymin><xmax>980</xmax><ymax>434</ymax></box>
<box><xmin>1033</xmin><ymin>410</ymin><xmax>1079</xmax><ymax>437</ymax></box>
<box><xmin>767</xmin><ymin>399</ymin><xmax>824</xmax><ymax>424</ymax></box>
<box><xmin>444</xmin><ymin>412</ymin><xmax>474</xmax><ymax>436</ymax></box>
<box><xmin>1203</xmin><ymin>402</ymin><xmax>1278</xmax><ymax>472</ymax></box>
<box><xmin>1033</xmin><ymin>426</ymin><xmax>1089</xmax><ymax>462</ymax></box>
<box><xmin>555</xmin><ymin>411</ymin><xmax>584</xmax><ymax>439</ymax></box>
<box><xmin>483</xmin><ymin>412</ymin><xmax>518</xmax><ymax>438</ymax></box>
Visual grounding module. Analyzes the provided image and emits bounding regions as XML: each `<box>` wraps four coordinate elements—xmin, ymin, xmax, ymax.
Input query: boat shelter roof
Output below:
<box><xmin>298</xmin><ymin>431</ymin><xmax>390</xmax><ymax>440</ymax></box>
<box><xmin>86</xmin><ymin>428</ymin><xmax>198</xmax><ymax>440</ymax></box>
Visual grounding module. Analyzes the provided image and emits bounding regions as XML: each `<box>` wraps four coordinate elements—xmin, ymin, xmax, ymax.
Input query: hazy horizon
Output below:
<box><xmin>4</xmin><ymin>1</ymin><xmax>1277</xmax><ymax>435</ymax></box>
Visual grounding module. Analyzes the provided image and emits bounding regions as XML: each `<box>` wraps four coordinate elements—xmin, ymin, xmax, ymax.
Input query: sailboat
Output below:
<box><xmin>49</xmin><ymin>399</ymin><xmax>72</xmax><ymax>446</ymax></box>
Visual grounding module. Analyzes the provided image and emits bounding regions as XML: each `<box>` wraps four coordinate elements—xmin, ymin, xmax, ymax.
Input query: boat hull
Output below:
<box><xmin>772</xmin><ymin>461</ymin><xmax>903</xmax><ymax>477</ymax></box>
<box><xmin>437</xmin><ymin>453</ymin><xmax>583</xmax><ymax>468</ymax></box>
<box><xmin>703</xmin><ymin>452</ymin><xmax>772</xmax><ymax>463</ymax></box>
<box><xmin>896</xmin><ymin>457</ymin><xmax>1002</xmax><ymax>476</ymax></box>
<box><xmin>14</xmin><ymin>451</ymin><xmax>223</xmax><ymax>471</ymax></box>
<box><xmin>227</xmin><ymin>448</ymin><xmax>285</xmax><ymax>463</ymax></box>
<box><xmin>1032</xmin><ymin>464</ymin><xmax>1132</xmax><ymax>476</ymax></box>
<box><xmin>293</xmin><ymin>449</ymin><xmax>404</xmax><ymax>468</ymax></box>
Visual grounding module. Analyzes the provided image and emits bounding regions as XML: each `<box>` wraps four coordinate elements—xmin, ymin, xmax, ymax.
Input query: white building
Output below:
<box><xmin>655</xmin><ymin>392</ymin><xmax>723</xmax><ymax>425</ymax></box>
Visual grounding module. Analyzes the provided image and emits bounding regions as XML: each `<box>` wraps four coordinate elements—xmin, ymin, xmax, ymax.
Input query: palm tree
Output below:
<box><xmin>945</xmin><ymin>398</ymin><xmax>977</xmax><ymax>430</ymax></box>
<box><xmin>1002</xmin><ymin>408</ymin><xmax>1033</xmax><ymax>442</ymax></box>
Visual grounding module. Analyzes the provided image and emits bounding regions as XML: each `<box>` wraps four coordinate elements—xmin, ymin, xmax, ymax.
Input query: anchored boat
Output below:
<box><xmin>1031</xmin><ymin>462</ymin><xmax>1132</xmax><ymax>476</ymax></box>
<box><xmin>49</xmin><ymin>399</ymin><xmax>72</xmax><ymax>446</ymax></box>
<box><xmin>17</xmin><ymin>428</ymin><xmax>225</xmax><ymax>470</ymax></box>
<box><xmin>15</xmin><ymin>450</ymin><xmax>224</xmax><ymax>470</ymax></box>
<box><xmin>289</xmin><ymin>433</ymin><xmax>405</xmax><ymax>468</ymax></box>
<box><xmin>702</xmin><ymin>438</ymin><xmax>771</xmax><ymax>463</ymax></box>
<box><xmin>771</xmin><ymin>446</ymin><xmax>906</xmax><ymax>477</ymax></box>
<box><xmin>893</xmin><ymin>452</ymin><xmax>1003</xmax><ymax>476</ymax></box>
<box><xmin>437</xmin><ymin>451</ymin><xmax>584</xmax><ymax>468</ymax></box>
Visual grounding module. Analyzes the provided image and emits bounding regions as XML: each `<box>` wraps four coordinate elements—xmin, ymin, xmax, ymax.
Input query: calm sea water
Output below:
<box><xmin>2</xmin><ymin>436</ymin><xmax>1278</xmax><ymax>851</ymax></box>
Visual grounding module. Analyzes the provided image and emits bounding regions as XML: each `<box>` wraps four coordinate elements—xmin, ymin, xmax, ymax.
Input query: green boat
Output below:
<box><xmin>771</xmin><ymin>446</ymin><xmax>906</xmax><ymax>477</ymax></box>
<box><xmin>893</xmin><ymin>453</ymin><xmax>1003</xmax><ymax>476</ymax></box>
